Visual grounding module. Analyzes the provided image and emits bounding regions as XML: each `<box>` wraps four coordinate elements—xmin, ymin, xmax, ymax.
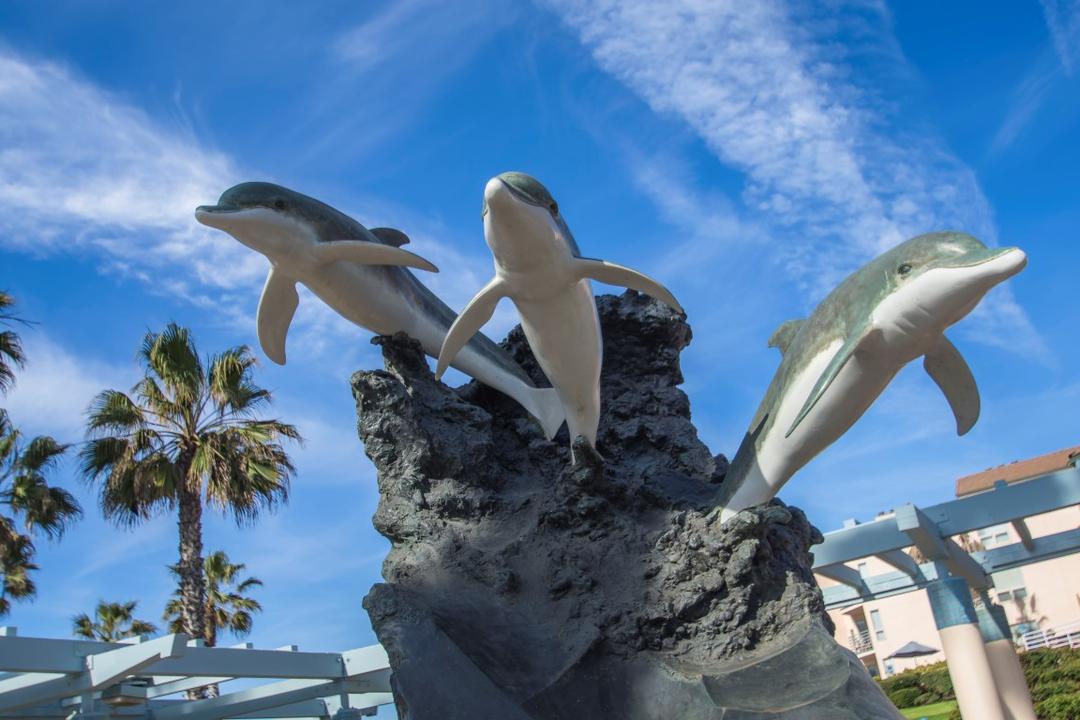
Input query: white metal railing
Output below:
<box><xmin>1020</xmin><ymin>620</ymin><xmax>1080</xmax><ymax>651</ymax></box>
<box><xmin>850</xmin><ymin>629</ymin><xmax>874</xmax><ymax>654</ymax></box>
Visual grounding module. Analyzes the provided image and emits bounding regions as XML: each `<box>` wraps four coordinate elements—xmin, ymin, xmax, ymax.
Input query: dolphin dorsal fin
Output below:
<box><xmin>768</xmin><ymin>319</ymin><xmax>804</xmax><ymax>355</ymax></box>
<box><xmin>924</xmin><ymin>335</ymin><xmax>980</xmax><ymax>436</ymax></box>
<box><xmin>370</xmin><ymin>227</ymin><xmax>410</xmax><ymax>247</ymax></box>
<box><xmin>258</xmin><ymin>267</ymin><xmax>299</xmax><ymax>365</ymax></box>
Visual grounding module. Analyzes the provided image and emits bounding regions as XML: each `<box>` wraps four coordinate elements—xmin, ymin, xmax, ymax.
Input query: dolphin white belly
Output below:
<box><xmin>720</xmin><ymin>339</ymin><xmax>900</xmax><ymax>520</ymax></box>
<box><xmin>515</xmin><ymin>281</ymin><xmax>602</xmax><ymax>445</ymax></box>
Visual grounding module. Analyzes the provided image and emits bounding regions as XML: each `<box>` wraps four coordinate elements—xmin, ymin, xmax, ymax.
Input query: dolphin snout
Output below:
<box><xmin>983</xmin><ymin>247</ymin><xmax>1028</xmax><ymax>281</ymax></box>
<box><xmin>484</xmin><ymin>176</ymin><xmax>512</xmax><ymax>207</ymax></box>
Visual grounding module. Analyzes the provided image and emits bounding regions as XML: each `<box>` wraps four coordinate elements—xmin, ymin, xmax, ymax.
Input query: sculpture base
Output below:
<box><xmin>352</xmin><ymin>292</ymin><xmax>901</xmax><ymax>719</ymax></box>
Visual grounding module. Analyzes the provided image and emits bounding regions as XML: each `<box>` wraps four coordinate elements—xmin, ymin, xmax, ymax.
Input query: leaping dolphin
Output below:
<box><xmin>716</xmin><ymin>232</ymin><xmax>1027</xmax><ymax>521</ymax></box>
<box><xmin>195</xmin><ymin>181</ymin><xmax>565</xmax><ymax>439</ymax></box>
<box><xmin>435</xmin><ymin>172</ymin><xmax>683</xmax><ymax>454</ymax></box>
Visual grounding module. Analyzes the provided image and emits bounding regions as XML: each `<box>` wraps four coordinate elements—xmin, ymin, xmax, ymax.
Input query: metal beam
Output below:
<box><xmin>0</xmin><ymin>634</ymin><xmax>187</xmax><ymax>713</ymax></box>
<box><xmin>815</xmin><ymin>564</ymin><xmax>868</xmax><ymax>595</ymax></box>
<box><xmin>1011</xmin><ymin>519</ymin><xmax>1035</xmax><ymax>551</ymax></box>
<box><xmin>876</xmin><ymin>549</ymin><xmax>922</xmax><ymax>579</ymax></box>
<box><xmin>0</xmin><ymin>638</ymin><xmax>349</xmax><ymax>679</ymax></box>
<box><xmin>823</xmin><ymin>528</ymin><xmax>1080</xmax><ymax>609</ymax></box>
<box><xmin>812</xmin><ymin>466</ymin><xmax>1080</xmax><ymax>568</ymax></box>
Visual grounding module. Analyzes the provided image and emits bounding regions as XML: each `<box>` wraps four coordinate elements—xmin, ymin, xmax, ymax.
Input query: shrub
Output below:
<box><xmin>1035</xmin><ymin>692</ymin><xmax>1080</xmax><ymax>720</ymax></box>
<box><xmin>885</xmin><ymin>686</ymin><xmax>921</xmax><ymax>708</ymax></box>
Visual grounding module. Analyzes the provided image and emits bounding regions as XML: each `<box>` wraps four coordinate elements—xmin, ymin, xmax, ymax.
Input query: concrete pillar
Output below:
<box><xmin>977</xmin><ymin>603</ymin><xmax>1037</xmax><ymax>720</ymax></box>
<box><xmin>927</xmin><ymin>578</ymin><xmax>1006</xmax><ymax>720</ymax></box>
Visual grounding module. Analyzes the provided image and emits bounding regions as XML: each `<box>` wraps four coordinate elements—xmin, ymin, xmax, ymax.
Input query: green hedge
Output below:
<box><xmin>876</xmin><ymin>646</ymin><xmax>1080</xmax><ymax>716</ymax></box>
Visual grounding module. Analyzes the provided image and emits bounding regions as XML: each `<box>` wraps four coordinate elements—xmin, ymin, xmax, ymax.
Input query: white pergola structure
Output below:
<box><xmin>0</xmin><ymin>629</ymin><xmax>393</xmax><ymax>720</ymax></box>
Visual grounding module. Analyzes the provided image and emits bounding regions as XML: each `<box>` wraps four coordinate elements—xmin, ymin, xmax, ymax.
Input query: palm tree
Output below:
<box><xmin>0</xmin><ymin>412</ymin><xmax>81</xmax><ymax>617</ymax></box>
<box><xmin>73</xmin><ymin>600</ymin><xmax>158</xmax><ymax>641</ymax></box>
<box><xmin>80</xmin><ymin>324</ymin><xmax>299</xmax><ymax>643</ymax></box>
<box><xmin>164</xmin><ymin>550</ymin><xmax>263</xmax><ymax>646</ymax></box>
<box><xmin>0</xmin><ymin>292</ymin><xmax>26</xmax><ymax>393</ymax></box>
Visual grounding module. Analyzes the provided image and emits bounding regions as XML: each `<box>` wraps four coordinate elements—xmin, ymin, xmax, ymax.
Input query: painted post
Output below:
<box><xmin>927</xmin><ymin>578</ymin><xmax>1006</xmax><ymax>720</ymax></box>
<box><xmin>977</xmin><ymin>603</ymin><xmax>1037</xmax><ymax>720</ymax></box>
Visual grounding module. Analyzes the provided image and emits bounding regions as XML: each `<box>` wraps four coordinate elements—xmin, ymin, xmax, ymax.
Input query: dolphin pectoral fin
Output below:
<box><xmin>370</xmin><ymin>227</ymin><xmax>410</xmax><ymax>247</ymax></box>
<box><xmin>572</xmin><ymin>258</ymin><xmax>683</xmax><ymax>314</ymax></box>
<box><xmin>314</xmin><ymin>240</ymin><xmax>438</xmax><ymax>272</ymax></box>
<box><xmin>785</xmin><ymin>330</ymin><xmax>875</xmax><ymax>438</ymax></box>
<box><xmin>258</xmin><ymin>267</ymin><xmax>299</xmax><ymax>365</ymax></box>
<box><xmin>924</xmin><ymin>335</ymin><xmax>980</xmax><ymax>436</ymax></box>
<box><xmin>435</xmin><ymin>277</ymin><xmax>507</xmax><ymax>380</ymax></box>
<box><xmin>768</xmin><ymin>319</ymin><xmax>804</xmax><ymax>355</ymax></box>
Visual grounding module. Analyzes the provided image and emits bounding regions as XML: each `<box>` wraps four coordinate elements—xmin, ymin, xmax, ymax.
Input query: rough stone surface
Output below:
<box><xmin>352</xmin><ymin>291</ymin><xmax>902</xmax><ymax>719</ymax></box>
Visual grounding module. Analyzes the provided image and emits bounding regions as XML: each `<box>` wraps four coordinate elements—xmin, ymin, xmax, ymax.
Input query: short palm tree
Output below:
<box><xmin>80</xmin><ymin>324</ymin><xmax>299</xmax><ymax>642</ymax></box>
<box><xmin>0</xmin><ymin>293</ymin><xmax>82</xmax><ymax>616</ymax></box>
<box><xmin>164</xmin><ymin>550</ymin><xmax>263</xmax><ymax>646</ymax></box>
<box><xmin>73</xmin><ymin>600</ymin><xmax>158</xmax><ymax>641</ymax></box>
<box><xmin>0</xmin><ymin>292</ymin><xmax>25</xmax><ymax>393</ymax></box>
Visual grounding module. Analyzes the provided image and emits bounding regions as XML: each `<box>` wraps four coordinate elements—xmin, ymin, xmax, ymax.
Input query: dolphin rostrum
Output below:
<box><xmin>434</xmin><ymin>172</ymin><xmax>683</xmax><ymax>454</ymax></box>
<box><xmin>717</xmin><ymin>232</ymin><xmax>1028</xmax><ymax>521</ymax></box>
<box><xmin>195</xmin><ymin>181</ymin><xmax>565</xmax><ymax>439</ymax></box>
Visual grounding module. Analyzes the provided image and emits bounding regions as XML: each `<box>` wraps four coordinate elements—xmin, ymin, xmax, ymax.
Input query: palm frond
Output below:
<box><xmin>86</xmin><ymin>391</ymin><xmax>146</xmax><ymax>436</ymax></box>
<box><xmin>140</xmin><ymin>324</ymin><xmax>204</xmax><ymax>407</ymax></box>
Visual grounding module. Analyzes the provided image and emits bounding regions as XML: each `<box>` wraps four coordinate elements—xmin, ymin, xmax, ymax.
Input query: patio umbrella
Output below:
<box><xmin>885</xmin><ymin>641</ymin><xmax>939</xmax><ymax>659</ymax></box>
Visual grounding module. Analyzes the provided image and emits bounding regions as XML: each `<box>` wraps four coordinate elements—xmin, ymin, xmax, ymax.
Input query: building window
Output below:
<box><xmin>884</xmin><ymin>660</ymin><xmax>895</xmax><ymax>677</ymax></box>
<box><xmin>870</xmin><ymin>609</ymin><xmax>886</xmax><ymax>641</ymax></box>
<box><xmin>978</xmin><ymin>523</ymin><xmax>1012</xmax><ymax>549</ymax></box>
<box><xmin>992</xmin><ymin>568</ymin><xmax>1028</xmax><ymax>603</ymax></box>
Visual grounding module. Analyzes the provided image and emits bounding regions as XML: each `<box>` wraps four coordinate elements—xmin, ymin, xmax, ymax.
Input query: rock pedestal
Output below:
<box><xmin>351</xmin><ymin>292</ymin><xmax>902</xmax><ymax>719</ymax></box>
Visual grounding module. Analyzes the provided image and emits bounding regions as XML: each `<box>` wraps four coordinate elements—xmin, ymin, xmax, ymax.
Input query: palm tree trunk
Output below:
<box><xmin>177</xmin><ymin>481</ymin><xmax>206</xmax><ymax>642</ymax></box>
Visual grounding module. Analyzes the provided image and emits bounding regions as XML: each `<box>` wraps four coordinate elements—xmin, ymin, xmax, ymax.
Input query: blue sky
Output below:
<box><xmin>1</xmin><ymin>0</ymin><xmax>1077</xmax><ymax>665</ymax></box>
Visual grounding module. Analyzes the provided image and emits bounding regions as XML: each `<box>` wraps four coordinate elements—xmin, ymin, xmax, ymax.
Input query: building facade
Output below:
<box><xmin>818</xmin><ymin>445</ymin><xmax>1080</xmax><ymax>678</ymax></box>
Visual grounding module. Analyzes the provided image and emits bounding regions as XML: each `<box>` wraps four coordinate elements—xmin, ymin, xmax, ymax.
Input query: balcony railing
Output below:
<box><xmin>1020</xmin><ymin>620</ymin><xmax>1080</xmax><ymax>651</ymax></box>
<box><xmin>850</xmin><ymin>629</ymin><xmax>874</xmax><ymax>655</ymax></box>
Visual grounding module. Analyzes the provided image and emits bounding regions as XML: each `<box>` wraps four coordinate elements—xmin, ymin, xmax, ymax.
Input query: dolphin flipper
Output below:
<box><xmin>315</xmin><ymin>240</ymin><xmax>438</xmax><ymax>273</ymax></box>
<box><xmin>573</xmin><ymin>258</ymin><xmax>683</xmax><ymax>314</ymax></box>
<box><xmin>258</xmin><ymin>267</ymin><xmax>299</xmax><ymax>365</ymax></box>
<box><xmin>924</xmin><ymin>335</ymin><xmax>980</xmax><ymax>435</ymax></box>
<box><xmin>786</xmin><ymin>328</ymin><xmax>878</xmax><ymax>438</ymax></box>
<box><xmin>435</xmin><ymin>277</ymin><xmax>507</xmax><ymax>380</ymax></box>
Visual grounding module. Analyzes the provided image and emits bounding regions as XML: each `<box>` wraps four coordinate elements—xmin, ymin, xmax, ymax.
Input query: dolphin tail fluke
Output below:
<box><xmin>258</xmin><ymin>266</ymin><xmax>299</xmax><ymax>365</ymax></box>
<box><xmin>314</xmin><ymin>240</ymin><xmax>438</xmax><ymax>273</ymax></box>
<box><xmin>572</xmin><ymin>258</ymin><xmax>683</xmax><ymax>314</ymax></box>
<box><xmin>924</xmin><ymin>335</ymin><xmax>980</xmax><ymax>435</ymax></box>
<box><xmin>435</xmin><ymin>276</ymin><xmax>506</xmax><ymax>380</ymax></box>
<box><xmin>526</xmin><ymin>386</ymin><xmax>566</xmax><ymax>440</ymax></box>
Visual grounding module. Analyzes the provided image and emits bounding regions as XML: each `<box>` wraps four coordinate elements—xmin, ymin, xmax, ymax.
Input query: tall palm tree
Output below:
<box><xmin>73</xmin><ymin>599</ymin><xmax>158</xmax><ymax>641</ymax></box>
<box><xmin>80</xmin><ymin>324</ymin><xmax>299</xmax><ymax>643</ymax></box>
<box><xmin>164</xmin><ymin>550</ymin><xmax>263</xmax><ymax>646</ymax></box>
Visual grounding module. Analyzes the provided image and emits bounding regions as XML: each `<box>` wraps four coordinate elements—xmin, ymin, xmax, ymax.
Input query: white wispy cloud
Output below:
<box><xmin>544</xmin><ymin>0</ymin><xmax>1048</xmax><ymax>360</ymax></box>
<box><xmin>3</xmin><ymin>331</ymin><xmax>135</xmax><ymax>439</ymax></box>
<box><xmin>1041</xmin><ymin>0</ymin><xmax>1080</xmax><ymax>75</ymax></box>
<box><xmin>0</xmin><ymin>52</ymin><xmax>263</xmax><ymax>299</ymax></box>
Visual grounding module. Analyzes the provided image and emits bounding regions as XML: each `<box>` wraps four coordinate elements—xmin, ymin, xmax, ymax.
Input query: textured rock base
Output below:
<box><xmin>351</xmin><ymin>292</ymin><xmax>902</xmax><ymax>719</ymax></box>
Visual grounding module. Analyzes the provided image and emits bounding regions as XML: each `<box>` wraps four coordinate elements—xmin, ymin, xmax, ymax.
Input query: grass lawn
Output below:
<box><xmin>899</xmin><ymin>701</ymin><xmax>957</xmax><ymax>720</ymax></box>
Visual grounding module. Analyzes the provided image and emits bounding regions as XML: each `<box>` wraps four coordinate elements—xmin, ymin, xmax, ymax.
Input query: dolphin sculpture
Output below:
<box><xmin>195</xmin><ymin>181</ymin><xmax>565</xmax><ymax>439</ymax></box>
<box><xmin>435</xmin><ymin>172</ymin><xmax>683</xmax><ymax>453</ymax></box>
<box><xmin>716</xmin><ymin>232</ymin><xmax>1028</xmax><ymax>521</ymax></box>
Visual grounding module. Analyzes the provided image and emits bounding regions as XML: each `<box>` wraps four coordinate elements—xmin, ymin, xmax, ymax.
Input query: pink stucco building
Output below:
<box><xmin>818</xmin><ymin>445</ymin><xmax>1080</xmax><ymax>678</ymax></box>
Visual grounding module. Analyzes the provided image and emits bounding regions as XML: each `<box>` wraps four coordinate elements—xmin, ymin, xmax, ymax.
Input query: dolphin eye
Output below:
<box><xmin>897</xmin><ymin>263</ymin><xmax>912</xmax><ymax>276</ymax></box>
<box><xmin>274</xmin><ymin>199</ymin><xmax>287</xmax><ymax>210</ymax></box>
<box><xmin>550</xmin><ymin>201</ymin><xmax>559</xmax><ymax>215</ymax></box>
